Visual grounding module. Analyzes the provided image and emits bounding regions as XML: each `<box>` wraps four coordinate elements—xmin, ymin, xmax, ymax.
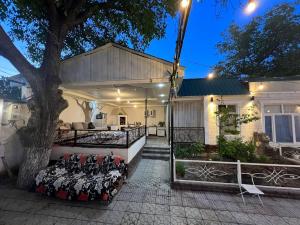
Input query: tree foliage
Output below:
<box><xmin>215</xmin><ymin>104</ymin><xmax>259</xmax><ymax>136</ymax></box>
<box><xmin>0</xmin><ymin>0</ymin><xmax>177</xmax><ymax>189</ymax></box>
<box><xmin>215</xmin><ymin>3</ymin><xmax>300</xmax><ymax>78</ymax></box>
<box><xmin>0</xmin><ymin>0</ymin><xmax>177</xmax><ymax>63</ymax></box>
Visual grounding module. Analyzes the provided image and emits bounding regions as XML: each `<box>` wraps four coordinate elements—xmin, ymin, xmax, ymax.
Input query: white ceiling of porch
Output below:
<box><xmin>62</xmin><ymin>81</ymin><xmax>170</xmax><ymax>107</ymax></box>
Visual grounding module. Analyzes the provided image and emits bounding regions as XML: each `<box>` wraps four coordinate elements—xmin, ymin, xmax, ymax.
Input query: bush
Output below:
<box><xmin>217</xmin><ymin>136</ymin><xmax>255</xmax><ymax>162</ymax></box>
<box><xmin>175</xmin><ymin>141</ymin><xmax>205</xmax><ymax>159</ymax></box>
<box><xmin>176</xmin><ymin>162</ymin><xmax>185</xmax><ymax>177</ymax></box>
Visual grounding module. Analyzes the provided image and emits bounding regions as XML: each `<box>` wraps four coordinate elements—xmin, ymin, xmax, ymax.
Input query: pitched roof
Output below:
<box><xmin>246</xmin><ymin>75</ymin><xmax>300</xmax><ymax>82</ymax></box>
<box><xmin>177</xmin><ymin>78</ymin><xmax>249</xmax><ymax>97</ymax></box>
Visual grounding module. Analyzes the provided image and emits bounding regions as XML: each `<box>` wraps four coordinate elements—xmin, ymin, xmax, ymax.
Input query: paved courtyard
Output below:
<box><xmin>0</xmin><ymin>159</ymin><xmax>300</xmax><ymax>225</ymax></box>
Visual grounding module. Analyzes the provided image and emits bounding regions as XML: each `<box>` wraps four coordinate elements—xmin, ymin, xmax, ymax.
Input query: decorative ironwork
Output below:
<box><xmin>54</xmin><ymin>126</ymin><xmax>145</xmax><ymax>148</ymax></box>
<box><xmin>242</xmin><ymin>166</ymin><xmax>300</xmax><ymax>188</ymax></box>
<box><xmin>248</xmin><ymin>169</ymin><xmax>299</xmax><ymax>185</ymax></box>
<box><xmin>185</xmin><ymin>165</ymin><xmax>229</xmax><ymax>181</ymax></box>
<box><xmin>173</xmin><ymin>127</ymin><xmax>205</xmax><ymax>143</ymax></box>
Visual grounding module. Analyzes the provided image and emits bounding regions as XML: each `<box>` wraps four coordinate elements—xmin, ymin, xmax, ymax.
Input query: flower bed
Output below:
<box><xmin>35</xmin><ymin>153</ymin><xmax>127</xmax><ymax>202</ymax></box>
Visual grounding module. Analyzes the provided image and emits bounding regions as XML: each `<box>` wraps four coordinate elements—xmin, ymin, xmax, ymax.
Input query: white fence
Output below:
<box><xmin>174</xmin><ymin>156</ymin><xmax>300</xmax><ymax>191</ymax></box>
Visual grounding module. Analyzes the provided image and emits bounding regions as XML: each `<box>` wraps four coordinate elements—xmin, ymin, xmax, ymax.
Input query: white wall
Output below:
<box><xmin>0</xmin><ymin>99</ymin><xmax>3</xmax><ymax>125</ymax></box>
<box><xmin>51</xmin><ymin>136</ymin><xmax>145</xmax><ymax>163</ymax></box>
<box><xmin>59</xmin><ymin>95</ymin><xmax>86</xmax><ymax>123</ymax></box>
<box><xmin>204</xmin><ymin>95</ymin><xmax>262</xmax><ymax>145</ymax></box>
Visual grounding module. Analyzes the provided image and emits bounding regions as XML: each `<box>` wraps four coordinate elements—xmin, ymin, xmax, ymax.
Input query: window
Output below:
<box><xmin>264</xmin><ymin>104</ymin><xmax>300</xmax><ymax>143</ymax></box>
<box><xmin>218</xmin><ymin>105</ymin><xmax>238</xmax><ymax>135</ymax></box>
<box><xmin>295</xmin><ymin>116</ymin><xmax>300</xmax><ymax>142</ymax></box>
<box><xmin>264</xmin><ymin>116</ymin><xmax>273</xmax><ymax>141</ymax></box>
<box><xmin>275</xmin><ymin>115</ymin><xmax>293</xmax><ymax>143</ymax></box>
<box><xmin>283</xmin><ymin>104</ymin><xmax>300</xmax><ymax>113</ymax></box>
<box><xmin>264</xmin><ymin>105</ymin><xmax>281</xmax><ymax>113</ymax></box>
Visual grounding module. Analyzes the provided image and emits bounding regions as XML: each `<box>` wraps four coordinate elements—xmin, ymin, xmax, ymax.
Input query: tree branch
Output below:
<box><xmin>0</xmin><ymin>26</ymin><xmax>37</xmax><ymax>84</ymax></box>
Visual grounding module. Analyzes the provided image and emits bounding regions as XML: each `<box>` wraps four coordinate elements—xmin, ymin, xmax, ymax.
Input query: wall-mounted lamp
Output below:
<box><xmin>250</xmin><ymin>96</ymin><xmax>255</xmax><ymax>101</ymax></box>
<box><xmin>210</xmin><ymin>96</ymin><xmax>214</xmax><ymax>102</ymax></box>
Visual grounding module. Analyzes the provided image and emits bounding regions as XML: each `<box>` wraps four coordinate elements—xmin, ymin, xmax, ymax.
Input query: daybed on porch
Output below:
<box><xmin>35</xmin><ymin>153</ymin><xmax>127</xmax><ymax>202</ymax></box>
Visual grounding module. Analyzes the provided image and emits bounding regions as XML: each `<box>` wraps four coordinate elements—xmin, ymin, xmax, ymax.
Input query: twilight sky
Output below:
<box><xmin>0</xmin><ymin>0</ymin><xmax>296</xmax><ymax>79</ymax></box>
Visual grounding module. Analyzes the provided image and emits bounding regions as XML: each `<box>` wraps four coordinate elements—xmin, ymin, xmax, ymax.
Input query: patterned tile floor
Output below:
<box><xmin>0</xmin><ymin>159</ymin><xmax>300</xmax><ymax>225</ymax></box>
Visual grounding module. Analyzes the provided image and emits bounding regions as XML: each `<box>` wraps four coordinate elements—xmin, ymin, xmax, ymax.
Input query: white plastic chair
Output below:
<box><xmin>237</xmin><ymin>160</ymin><xmax>264</xmax><ymax>205</ymax></box>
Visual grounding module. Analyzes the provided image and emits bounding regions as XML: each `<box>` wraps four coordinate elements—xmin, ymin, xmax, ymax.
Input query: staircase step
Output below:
<box><xmin>142</xmin><ymin>153</ymin><xmax>170</xmax><ymax>160</ymax></box>
<box><xmin>143</xmin><ymin>146</ymin><xmax>170</xmax><ymax>150</ymax></box>
<box><xmin>143</xmin><ymin>149</ymin><xmax>170</xmax><ymax>154</ymax></box>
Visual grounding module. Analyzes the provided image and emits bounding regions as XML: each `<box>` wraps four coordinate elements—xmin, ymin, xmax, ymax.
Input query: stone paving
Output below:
<box><xmin>0</xmin><ymin>159</ymin><xmax>300</xmax><ymax>225</ymax></box>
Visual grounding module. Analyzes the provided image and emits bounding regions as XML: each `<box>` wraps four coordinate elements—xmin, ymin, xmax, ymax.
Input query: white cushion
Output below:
<box><xmin>242</xmin><ymin>184</ymin><xmax>264</xmax><ymax>195</ymax></box>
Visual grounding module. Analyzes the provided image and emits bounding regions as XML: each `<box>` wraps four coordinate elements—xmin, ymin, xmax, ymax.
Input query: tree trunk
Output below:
<box><xmin>16</xmin><ymin>82</ymin><xmax>68</xmax><ymax>189</ymax></box>
<box><xmin>17</xmin><ymin>147</ymin><xmax>51</xmax><ymax>189</ymax></box>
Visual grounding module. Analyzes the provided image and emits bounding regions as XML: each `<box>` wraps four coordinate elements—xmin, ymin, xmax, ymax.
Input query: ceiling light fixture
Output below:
<box><xmin>117</xmin><ymin>88</ymin><xmax>120</xmax><ymax>94</ymax></box>
<box><xmin>157</xmin><ymin>83</ymin><xmax>165</xmax><ymax>88</ymax></box>
<box><xmin>116</xmin><ymin>97</ymin><xmax>120</xmax><ymax>101</ymax></box>
<box><xmin>134</xmin><ymin>105</ymin><xmax>137</xmax><ymax>108</ymax></box>
<box><xmin>159</xmin><ymin>94</ymin><xmax>165</xmax><ymax>97</ymax></box>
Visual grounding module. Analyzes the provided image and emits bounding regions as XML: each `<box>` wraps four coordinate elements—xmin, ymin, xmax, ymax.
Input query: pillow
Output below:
<box><xmin>59</xmin><ymin>126</ymin><xmax>69</xmax><ymax>130</ymax></box>
<box><xmin>72</xmin><ymin>122</ymin><xmax>84</xmax><ymax>130</ymax></box>
<box><xmin>82</xmin><ymin>122</ymin><xmax>89</xmax><ymax>130</ymax></box>
<box><xmin>65</xmin><ymin>123</ymin><xmax>72</xmax><ymax>129</ymax></box>
<box><xmin>88</xmin><ymin>122</ymin><xmax>95</xmax><ymax>129</ymax></box>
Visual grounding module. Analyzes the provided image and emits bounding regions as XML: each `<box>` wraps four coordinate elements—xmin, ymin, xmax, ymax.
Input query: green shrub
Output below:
<box><xmin>175</xmin><ymin>141</ymin><xmax>205</xmax><ymax>159</ymax></box>
<box><xmin>217</xmin><ymin>135</ymin><xmax>255</xmax><ymax>162</ymax></box>
<box><xmin>176</xmin><ymin>162</ymin><xmax>185</xmax><ymax>177</ymax></box>
<box><xmin>255</xmin><ymin>155</ymin><xmax>270</xmax><ymax>163</ymax></box>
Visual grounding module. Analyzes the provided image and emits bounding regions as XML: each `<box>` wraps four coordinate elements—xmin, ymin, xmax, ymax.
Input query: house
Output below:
<box><xmin>51</xmin><ymin>42</ymin><xmax>184</xmax><ymax>163</ymax></box>
<box><xmin>0</xmin><ymin>74</ymin><xmax>31</xmax><ymax>128</ymax></box>
<box><xmin>175</xmin><ymin>76</ymin><xmax>300</xmax><ymax>147</ymax></box>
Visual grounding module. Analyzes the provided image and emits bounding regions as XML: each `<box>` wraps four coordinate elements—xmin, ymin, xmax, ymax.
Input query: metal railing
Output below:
<box><xmin>174</xmin><ymin>157</ymin><xmax>300</xmax><ymax>190</ymax></box>
<box><xmin>173</xmin><ymin>127</ymin><xmax>205</xmax><ymax>143</ymax></box>
<box><xmin>54</xmin><ymin>126</ymin><xmax>146</xmax><ymax>148</ymax></box>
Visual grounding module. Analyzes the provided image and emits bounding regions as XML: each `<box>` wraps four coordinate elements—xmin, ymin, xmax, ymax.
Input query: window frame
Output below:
<box><xmin>217</xmin><ymin>104</ymin><xmax>240</xmax><ymax>136</ymax></box>
<box><xmin>263</xmin><ymin>104</ymin><xmax>300</xmax><ymax>144</ymax></box>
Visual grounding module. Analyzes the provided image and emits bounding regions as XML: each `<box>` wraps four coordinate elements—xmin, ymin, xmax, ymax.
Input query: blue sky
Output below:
<box><xmin>0</xmin><ymin>0</ymin><xmax>296</xmax><ymax>79</ymax></box>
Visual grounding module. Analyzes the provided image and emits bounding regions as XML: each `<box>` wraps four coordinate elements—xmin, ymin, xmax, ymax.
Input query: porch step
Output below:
<box><xmin>143</xmin><ymin>148</ymin><xmax>170</xmax><ymax>154</ymax></box>
<box><xmin>143</xmin><ymin>146</ymin><xmax>170</xmax><ymax>151</ymax></box>
<box><xmin>142</xmin><ymin>153</ymin><xmax>170</xmax><ymax>161</ymax></box>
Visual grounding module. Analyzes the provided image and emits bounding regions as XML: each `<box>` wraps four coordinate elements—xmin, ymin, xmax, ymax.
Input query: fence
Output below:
<box><xmin>174</xmin><ymin>157</ymin><xmax>300</xmax><ymax>190</ymax></box>
<box><xmin>54</xmin><ymin>126</ymin><xmax>146</xmax><ymax>148</ymax></box>
<box><xmin>173</xmin><ymin>127</ymin><xmax>205</xmax><ymax>143</ymax></box>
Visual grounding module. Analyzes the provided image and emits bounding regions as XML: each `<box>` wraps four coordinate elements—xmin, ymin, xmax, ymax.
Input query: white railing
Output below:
<box><xmin>174</xmin><ymin>156</ymin><xmax>300</xmax><ymax>191</ymax></box>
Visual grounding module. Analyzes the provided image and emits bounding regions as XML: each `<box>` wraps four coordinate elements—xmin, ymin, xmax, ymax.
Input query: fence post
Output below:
<box><xmin>74</xmin><ymin>130</ymin><xmax>77</xmax><ymax>146</ymax></box>
<box><xmin>126</xmin><ymin>131</ymin><xmax>129</xmax><ymax>148</ymax></box>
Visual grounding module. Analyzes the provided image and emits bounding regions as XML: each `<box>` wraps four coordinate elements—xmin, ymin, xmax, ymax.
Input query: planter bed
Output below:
<box><xmin>35</xmin><ymin>153</ymin><xmax>127</xmax><ymax>203</ymax></box>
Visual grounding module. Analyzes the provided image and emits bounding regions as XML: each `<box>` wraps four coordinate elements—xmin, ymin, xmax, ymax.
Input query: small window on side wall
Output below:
<box><xmin>264</xmin><ymin>105</ymin><xmax>281</xmax><ymax>113</ymax></box>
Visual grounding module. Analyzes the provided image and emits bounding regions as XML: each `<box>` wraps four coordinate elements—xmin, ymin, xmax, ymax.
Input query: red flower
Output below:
<box><xmin>36</xmin><ymin>185</ymin><xmax>46</xmax><ymax>193</ymax></box>
<box><xmin>56</xmin><ymin>190</ymin><xmax>68</xmax><ymax>200</ymax></box>
<box><xmin>78</xmin><ymin>192</ymin><xmax>89</xmax><ymax>201</ymax></box>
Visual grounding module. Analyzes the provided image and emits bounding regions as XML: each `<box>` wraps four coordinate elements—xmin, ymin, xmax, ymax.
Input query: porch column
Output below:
<box><xmin>145</xmin><ymin>89</ymin><xmax>148</xmax><ymax>135</ymax></box>
<box><xmin>0</xmin><ymin>99</ymin><xmax>3</xmax><ymax>136</ymax></box>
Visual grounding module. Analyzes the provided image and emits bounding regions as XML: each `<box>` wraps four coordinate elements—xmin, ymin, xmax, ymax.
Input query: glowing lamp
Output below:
<box><xmin>181</xmin><ymin>0</ymin><xmax>189</xmax><ymax>8</ymax></box>
<box><xmin>207</xmin><ymin>73</ymin><xmax>214</xmax><ymax>79</ymax></box>
<box><xmin>245</xmin><ymin>0</ymin><xmax>257</xmax><ymax>14</ymax></box>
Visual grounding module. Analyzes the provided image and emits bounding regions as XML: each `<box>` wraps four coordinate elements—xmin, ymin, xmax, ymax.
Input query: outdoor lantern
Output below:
<box><xmin>250</xmin><ymin>96</ymin><xmax>255</xmax><ymax>101</ymax></box>
<box><xmin>245</xmin><ymin>0</ymin><xmax>258</xmax><ymax>14</ymax></box>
